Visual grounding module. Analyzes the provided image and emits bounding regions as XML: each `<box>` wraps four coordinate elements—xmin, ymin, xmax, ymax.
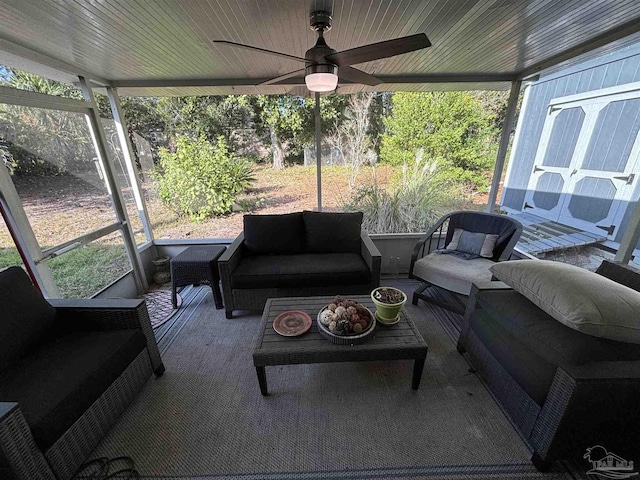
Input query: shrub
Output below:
<box><xmin>341</xmin><ymin>156</ymin><xmax>471</xmax><ymax>234</ymax></box>
<box><xmin>156</xmin><ymin>136</ymin><xmax>253</xmax><ymax>221</ymax></box>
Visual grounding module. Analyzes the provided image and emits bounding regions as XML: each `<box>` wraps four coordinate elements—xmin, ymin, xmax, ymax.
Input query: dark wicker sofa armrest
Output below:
<box><xmin>457</xmin><ymin>280</ymin><xmax>513</xmax><ymax>353</ymax></box>
<box><xmin>596</xmin><ymin>260</ymin><xmax>640</xmax><ymax>292</ymax></box>
<box><xmin>218</xmin><ymin>232</ymin><xmax>244</xmax><ymax>273</ymax></box>
<box><xmin>530</xmin><ymin>361</ymin><xmax>640</xmax><ymax>463</ymax></box>
<box><xmin>560</xmin><ymin>360</ymin><xmax>640</xmax><ymax>381</ymax></box>
<box><xmin>0</xmin><ymin>402</ymin><xmax>55</xmax><ymax>480</ymax></box>
<box><xmin>48</xmin><ymin>298</ymin><xmax>164</xmax><ymax>375</ymax></box>
<box><xmin>360</xmin><ymin>232</ymin><xmax>381</xmax><ymax>289</ymax></box>
<box><xmin>218</xmin><ymin>233</ymin><xmax>245</xmax><ymax>317</ymax></box>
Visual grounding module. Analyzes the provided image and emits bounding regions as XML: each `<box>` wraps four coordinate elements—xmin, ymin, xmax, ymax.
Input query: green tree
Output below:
<box><xmin>158</xmin><ymin>95</ymin><xmax>253</xmax><ymax>147</ymax></box>
<box><xmin>156</xmin><ymin>136</ymin><xmax>254</xmax><ymax>221</ymax></box>
<box><xmin>251</xmin><ymin>94</ymin><xmax>346</xmax><ymax>168</ymax></box>
<box><xmin>380</xmin><ymin>91</ymin><xmax>500</xmax><ymax>188</ymax></box>
<box><xmin>2</xmin><ymin>68</ymin><xmax>83</xmax><ymax>99</ymax></box>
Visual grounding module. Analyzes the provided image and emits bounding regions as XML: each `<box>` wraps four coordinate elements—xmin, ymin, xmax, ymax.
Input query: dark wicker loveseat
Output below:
<box><xmin>0</xmin><ymin>267</ymin><xmax>164</xmax><ymax>480</ymax></box>
<box><xmin>457</xmin><ymin>260</ymin><xmax>640</xmax><ymax>470</ymax></box>
<box><xmin>218</xmin><ymin>211</ymin><xmax>381</xmax><ymax>318</ymax></box>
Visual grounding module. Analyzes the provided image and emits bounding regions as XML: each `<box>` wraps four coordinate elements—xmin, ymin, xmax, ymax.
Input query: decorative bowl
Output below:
<box><xmin>316</xmin><ymin>305</ymin><xmax>376</xmax><ymax>345</ymax></box>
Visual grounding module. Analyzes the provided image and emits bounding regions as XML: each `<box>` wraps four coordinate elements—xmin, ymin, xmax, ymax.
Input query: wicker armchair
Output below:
<box><xmin>409</xmin><ymin>210</ymin><xmax>522</xmax><ymax>313</ymax></box>
<box><xmin>0</xmin><ymin>267</ymin><xmax>164</xmax><ymax>480</ymax></box>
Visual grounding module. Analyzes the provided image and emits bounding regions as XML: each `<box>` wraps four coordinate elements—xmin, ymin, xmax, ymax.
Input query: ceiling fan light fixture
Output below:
<box><xmin>305</xmin><ymin>63</ymin><xmax>338</xmax><ymax>92</ymax></box>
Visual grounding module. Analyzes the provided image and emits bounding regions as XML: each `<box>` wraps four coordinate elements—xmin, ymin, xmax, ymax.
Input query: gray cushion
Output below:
<box><xmin>303</xmin><ymin>211</ymin><xmax>363</xmax><ymax>253</ymax></box>
<box><xmin>0</xmin><ymin>267</ymin><xmax>56</xmax><ymax>372</ymax></box>
<box><xmin>446</xmin><ymin>228</ymin><xmax>498</xmax><ymax>258</ymax></box>
<box><xmin>413</xmin><ymin>253</ymin><xmax>495</xmax><ymax>295</ymax></box>
<box><xmin>243</xmin><ymin>213</ymin><xmax>305</xmax><ymax>254</ymax></box>
<box><xmin>231</xmin><ymin>253</ymin><xmax>371</xmax><ymax>289</ymax></box>
<box><xmin>491</xmin><ymin>260</ymin><xmax>640</xmax><ymax>344</ymax></box>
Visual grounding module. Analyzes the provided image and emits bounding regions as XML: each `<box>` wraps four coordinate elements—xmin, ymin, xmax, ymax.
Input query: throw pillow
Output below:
<box><xmin>490</xmin><ymin>260</ymin><xmax>640</xmax><ymax>344</ymax></box>
<box><xmin>303</xmin><ymin>211</ymin><xmax>363</xmax><ymax>253</ymax></box>
<box><xmin>446</xmin><ymin>228</ymin><xmax>498</xmax><ymax>258</ymax></box>
<box><xmin>243</xmin><ymin>213</ymin><xmax>305</xmax><ymax>254</ymax></box>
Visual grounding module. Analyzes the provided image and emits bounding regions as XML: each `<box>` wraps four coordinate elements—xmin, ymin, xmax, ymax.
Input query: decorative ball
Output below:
<box><xmin>336</xmin><ymin>319</ymin><xmax>352</xmax><ymax>334</ymax></box>
<box><xmin>328</xmin><ymin>321</ymin><xmax>337</xmax><ymax>332</ymax></box>
<box><xmin>319</xmin><ymin>309</ymin><xmax>333</xmax><ymax>326</ymax></box>
<box><xmin>352</xmin><ymin>323</ymin><xmax>363</xmax><ymax>333</ymax></box>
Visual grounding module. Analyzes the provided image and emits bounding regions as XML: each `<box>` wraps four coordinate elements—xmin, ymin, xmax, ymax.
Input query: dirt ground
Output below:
<box><xmin>142</xmin><ymin>164</ymin><xmax>397</xmax><ymax>240</ymax></box>
<box><xmin>1</xmin><ymin>164</ymin><xmax>397</xmax><ymax>247</ymax></box>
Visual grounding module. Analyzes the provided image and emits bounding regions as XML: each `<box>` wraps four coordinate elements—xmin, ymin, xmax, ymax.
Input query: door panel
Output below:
<box><xmin>557</xmin><ymin>99</ymin><xmax>640</xmax><ymax>238</ymax></box>
<box><xmin>524</xmin><ymin>107</ymin><xmax>586</xmax><ymax>219</ymax></box>
<box><xmin>525</xmin><ymin>86</ymin><xmax>640</xmax><ymax>240</ymax></box>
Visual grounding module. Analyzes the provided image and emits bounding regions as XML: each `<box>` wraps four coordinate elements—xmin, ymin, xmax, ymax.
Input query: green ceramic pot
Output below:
<box><xmin>371</xmin><ymin>286</ymin><xmax>407</xmax><ymax>323</ymax></box>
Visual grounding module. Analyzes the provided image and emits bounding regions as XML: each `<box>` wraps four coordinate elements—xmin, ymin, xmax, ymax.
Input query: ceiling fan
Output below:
<box><xmin>213</xmin><ymin>11</ymin><xmax>431</xmax><ymax>93</ymax></box>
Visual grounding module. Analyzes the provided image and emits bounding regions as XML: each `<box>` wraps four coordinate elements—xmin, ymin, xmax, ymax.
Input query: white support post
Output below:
<box><xmin>78</xmin><ymin>77</ymin><xmax>148</xmax><ymax>293</ymax></box>
<box><xmin>486</xmin><ymin>80</ymin><xmax>522</xmax><ymax>213</ymax></box>
<box><xmin>315</xmin><ymin>92</ymin><xmax>322</xmax><ymax>212</ymax></box>
<box><xmin>0</xmin><ymin>163</ymin><xmax>60</xmax><ymax>297</ymax></box>
<box><xmin>615</xmin><ymin>202</ymin><xmax>640</xmax><ymax>264</ymax></box>
<box><xmin>106</xmin><ymin>87</ymin><xmax>154</xmax><ymax>243</ymax></box>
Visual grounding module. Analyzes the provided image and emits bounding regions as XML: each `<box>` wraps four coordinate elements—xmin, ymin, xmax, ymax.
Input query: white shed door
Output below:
<box><xmin>525</xmin><ymin>84</ymin><xmax>640</xmax><ymax>240</ymax></box>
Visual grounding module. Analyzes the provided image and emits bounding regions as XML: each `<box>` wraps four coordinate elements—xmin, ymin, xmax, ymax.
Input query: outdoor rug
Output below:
<box><xmin>142</xmin><ymin>284</ymin><xmax>181</xmax><ymax>330</ymax></box>
<box><xmin>89</xmin><ymin>286</ymin><xmax>584</xmax><ymax>480</ymax></box>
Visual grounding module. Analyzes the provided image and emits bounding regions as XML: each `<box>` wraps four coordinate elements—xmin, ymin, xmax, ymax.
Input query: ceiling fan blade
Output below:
<box><xmin>326</xmin><ymin>33</ymin><xmax>431</xmax><ymax>66</ymax></box>
<box><xmin>338</xmin><ymin>66</ymin><xmax>382</xmax><ymax>86</ymax></box>
<box><xmin>259</xmin><ymin>69</ymin><xmax>305</xmax><ymax>86</ymax></box>
<box><xmin>212</xmin><ymin>40</ymin><xmax>309</xmax><ymax>63</ymax></box>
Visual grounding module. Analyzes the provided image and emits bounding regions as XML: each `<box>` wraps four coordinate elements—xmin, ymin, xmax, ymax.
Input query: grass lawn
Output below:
<box><xmin>0</xmin><ymin>242</ymin><xmax>130</xmax><ymax>298</ymax></box>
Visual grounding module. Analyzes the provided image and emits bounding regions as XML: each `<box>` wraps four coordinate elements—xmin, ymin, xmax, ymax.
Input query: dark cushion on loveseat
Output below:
<box><xmin>0</xmin><ymin>267</ymin><xmax>56</xmax><ymax>372</ymax></box>
<box><xmin>244</xmin><ymin>213</ymin><xmax>305</xmax><ymax>254</ymax></box>
<box><xmin>0</xmin><ymin>328</ymin><xmax>147</xmax><ymax>449</ymax></box>
<box><xmin>230</xmin><ymin>253</ymin><xmax>371</xmax><ymax>289</ymax></box>
<box><xmin>303</xmin><ymin>211</ymin><xmax>363</xmax><ymax>253</ymax></box>
<box><xmin>473</xmin><ymin>289</ymin><xmax>640</xmax><ymax>405</ymax></box>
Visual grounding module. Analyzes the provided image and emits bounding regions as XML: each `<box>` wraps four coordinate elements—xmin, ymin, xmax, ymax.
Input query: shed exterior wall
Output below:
<box><xmin>502</xmin><ymin>43</ymin><xmax>640</xmax><ymax>248</ymax></box>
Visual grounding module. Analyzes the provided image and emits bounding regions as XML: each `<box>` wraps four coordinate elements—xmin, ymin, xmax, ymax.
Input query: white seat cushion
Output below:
<box><xmin>413</xmin><ymin>253</ymin><xmax>495</xmax><ymax>295</ymax></box>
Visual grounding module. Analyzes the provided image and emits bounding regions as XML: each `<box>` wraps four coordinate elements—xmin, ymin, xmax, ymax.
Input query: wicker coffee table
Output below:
<box><xmin>253</xmin><ymin>295</ymin><xmax>428</xmax><ymax>395</ymax></box>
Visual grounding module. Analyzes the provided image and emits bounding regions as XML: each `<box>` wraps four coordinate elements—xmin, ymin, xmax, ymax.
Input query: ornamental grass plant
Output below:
<box><xmin>342</xmin><ymin>154</ymin><xmax>471</xmax><ymax>234</ymax></box>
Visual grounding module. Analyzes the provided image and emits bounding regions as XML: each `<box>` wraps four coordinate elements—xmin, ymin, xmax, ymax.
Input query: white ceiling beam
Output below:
<box><xmin>0</xmin><ymin>36</ymin><xmax>111</xmax><ymax>86</ymax></box>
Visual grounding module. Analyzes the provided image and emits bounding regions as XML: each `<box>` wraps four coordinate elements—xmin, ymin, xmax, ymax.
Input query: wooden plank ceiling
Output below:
<box><xmin>1</xmin><ymin>0</ymin><xmax>640</xmax><ymax>96</ymax></box>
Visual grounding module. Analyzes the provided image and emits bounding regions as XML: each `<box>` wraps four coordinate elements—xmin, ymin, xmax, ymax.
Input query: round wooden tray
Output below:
<box><xmin>316</xmin><ymin>305</ymin><xmax>376</xmax><ymax>345</ymax></box>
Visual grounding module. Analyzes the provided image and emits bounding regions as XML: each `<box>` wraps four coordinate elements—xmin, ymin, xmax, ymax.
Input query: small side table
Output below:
<box><xmin>170</xmin><ymin>245</ymin><xmax>226</xmax><ymax>309</ymax></box>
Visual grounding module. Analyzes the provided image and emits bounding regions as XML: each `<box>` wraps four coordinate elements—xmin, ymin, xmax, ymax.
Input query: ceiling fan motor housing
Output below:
<box><xmin>306</xmin><ymin>11</ymin><xmax>338</xmax><ymax>77</ymax></box>
<box><xmin>309</xmin><ymin>11</ymin><xmax>332</xmax><ymax>32</ymax></box>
